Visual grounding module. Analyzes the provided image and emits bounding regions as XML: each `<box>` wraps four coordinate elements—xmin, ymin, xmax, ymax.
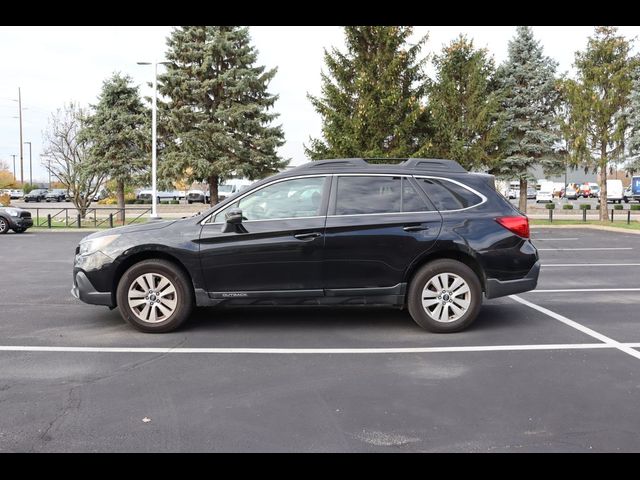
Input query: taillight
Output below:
<box><xmin>496</xmin><ymin>216</ymin><xmax>530</xmax><ymax>239</ymax></box>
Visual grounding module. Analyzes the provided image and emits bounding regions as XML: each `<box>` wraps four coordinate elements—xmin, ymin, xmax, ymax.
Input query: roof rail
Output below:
<box><xmin>305</xmin><ymin>158</ymin><xmax>370</xmax><ymax>168</ymax></box>
<box><xmin>400</xmin><ymin>158</ymin><xmax>467</xmax><ymax>173</ymax></box>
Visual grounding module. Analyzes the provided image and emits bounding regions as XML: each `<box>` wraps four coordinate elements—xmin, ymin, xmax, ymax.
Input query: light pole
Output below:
<box><xmin>24</xmin><ymin>141</ymin><xmax>32</xmax><ymax>186</ymax></box>
<box><xmin>11</xmin><ymin>154</ymin><xmax>16</xmax><ymax>182</ymax></box>
<box><xmin>137</xmin><ymin>60</ymin><xmax>171</xmax><ymax>219</ymax></box>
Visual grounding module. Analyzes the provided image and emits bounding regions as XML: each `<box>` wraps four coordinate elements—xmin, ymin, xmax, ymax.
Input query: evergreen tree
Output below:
<box><xmin>563</xmin><ymin>26</ymin><xmax>636</xmax><ymax>221</ymax></box>
<box><xmin>627</xmin><ymin>67</ymin><xmax>640</xmax><ymax>173</ymax></box>
<box><xmin>496</xmin><ymin>26</ymin><xmax>562</xmax><ymax>212</ymax></box>
<box><xmin>158</xmin><ymin>26</ymin><xmax>285</xmax><ymax>205</ymax></box>
<box><xmin>306</xmin><ymin>26</ymin><xmax>431</xmax><ymax>161</ymax></box>
<box><xmin>83</xmin><ymin>73</ymin><xmax>149</xmax><ymax>217</ymax></box>
<box><xmin>427</xmin><ymin>35</ymin><xmax>501</xmax><ymax>171</ymax></box>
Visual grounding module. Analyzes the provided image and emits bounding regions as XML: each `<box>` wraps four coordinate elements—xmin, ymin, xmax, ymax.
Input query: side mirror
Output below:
<box><xmin>225</xmin><ymin>208</ymin><xmax>243</xmax><ymax>224</ymax></box>
<box><xmin>221</xmin><ymin>208</ymin><xmax>247</xmax><ymax>233</ymax></box>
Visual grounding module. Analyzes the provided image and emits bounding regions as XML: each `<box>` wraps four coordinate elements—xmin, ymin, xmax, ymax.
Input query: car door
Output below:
<box><xmin>323</xmin><ymin>174</ymin><xmax>442</xmax><ymax>295</ymax></box>
<box><xmin>199</xmin><ymin>175</ymin><xmax>330</xmax><ymax>297</ymax></box>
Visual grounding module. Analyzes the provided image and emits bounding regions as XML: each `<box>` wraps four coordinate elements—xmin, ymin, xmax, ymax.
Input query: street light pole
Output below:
<box><xmin>24</xmin><ymin>142</ymin><xmax>32</xmax><ymax>186</ymax></box>
<box><xmin>11</xmin><ymin>154</ymin><xmax>16</xmax><ymax>182</ymax></box>
<box><xmin>137</xmin><ymin>60</ymin><xmax>170</xmax><ymax>219</ymax></box>
<box><xmin>18</xmin><ymin>88</ymin><xmax>24</xmax><ymax>186</ymax></box>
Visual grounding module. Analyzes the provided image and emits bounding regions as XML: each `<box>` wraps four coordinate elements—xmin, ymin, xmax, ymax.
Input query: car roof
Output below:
<box><xmin>281</xmin><ymin>158</ymin><xmax>467</xmax><ymax>177</ymax></box>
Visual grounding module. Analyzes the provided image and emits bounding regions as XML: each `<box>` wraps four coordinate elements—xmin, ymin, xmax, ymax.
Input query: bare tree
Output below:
<box><xmin>41</xmin><ymin>102</ymin><xmax>106</xmax><ymax>218</ymax></box>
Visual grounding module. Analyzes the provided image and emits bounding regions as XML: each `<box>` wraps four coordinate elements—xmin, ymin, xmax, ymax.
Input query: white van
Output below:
<box><xmin>535</xmin><ymin>181</ymin><xmax>554</xmax><ymax>203</ymax></box>
<box><xmin>605</xmin><ymin>179</ymin><xmax>624</xmax><ymax>204</ymax></box>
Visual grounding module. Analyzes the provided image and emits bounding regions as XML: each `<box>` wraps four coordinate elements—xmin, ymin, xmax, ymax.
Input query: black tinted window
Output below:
<box><xmin>336</xmin><ymin>176</ymin><xmax>401</xmax><ymax>215</ymax></box>
<box><xmin>402</xmin><ymin>178</ymin><xmax>430</xmax><ymax>212</ymax></box>
<box><xmin>416</xmin><ymin>178</ymin><xmax>482</xmax><ymax>211</ymax></box>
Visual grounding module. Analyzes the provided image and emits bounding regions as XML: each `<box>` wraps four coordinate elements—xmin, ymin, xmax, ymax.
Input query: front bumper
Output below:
<box><xmin>484</xmin><ymin>260</ymin><xmax>540</xmax><ymax>299</ymax></box>
<box><xmin>71</xmin><ymin>270</ymin><xmax>114</xmax><ymax>307</ymax></box>
<box><xmin>8</xmin><ymin>216</ymin><xmax>33</xmax><ymax>229</ymax></box>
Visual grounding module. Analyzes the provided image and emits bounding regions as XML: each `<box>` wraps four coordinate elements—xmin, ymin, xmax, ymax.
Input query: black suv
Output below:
<box><xmin>0</xmin><ymin>206</ymin><xmax>33</xmax><ymax>234</ymax></box>
<box><xmin>72</xmin><ymin>159</ymin><xmax>539</xmax><ymax>333</ymax></box>
<box><xmin>24</xmin><ymin>189</ymin><xmax>49</xmax><ymax>202</ymax></box>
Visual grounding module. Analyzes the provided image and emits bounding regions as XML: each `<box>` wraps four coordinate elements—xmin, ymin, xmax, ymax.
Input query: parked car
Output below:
<box><xmin>9</xmin><ymin>189</ymin><xmax>23</xmax><ymax>199</ymax></box>
<box><xmin>589</xmin><ymin>183</ymin><xmax>600</xmax><ymax>199</ymax></box>
<box><xmin>23</xmin><ymin>189</ymin><xmax>49</xmax><ymax>202</ymax></box>
<box><xmin>535</xmin><ymin>182</ymin><xmax>554</xmax><ymax>203</ymax></box>
<box><xmin>564</xmin><ymin>186</ymin><xmax>578</xmax><ymax>200</ymax></box>
<box><xmin>45</xmin><ymin>189</ymin><xmax>68</xmax><ymax>202</ymax></box>
<box><xmin>0</xmin><ymin>206</ymin><xmax>33</xmax><ymax>234</ymax></box>
<box><xmin>526</xmin><ymin>187</ymin><xmax>537</xmax><ymax>199</ymax></box>
<box><xmin>218</xmin><ymin>179</ymin><xmax>253</xmax><ymax>202</ymax></box>
<box><xmin>623</xmin><ymin>185</ymin><xmax>632</xmax><ymax>203</ymax></box>
<box><xmin>137</xmin><ymin>189</ymin><xmax>180</xmax><ymax>202</ymax></box>
<box><xmin>186</xmin><ymin>189</ymin><xmax>210</xmax><ymax>204</ymax></box>
<box><xmin>72</xmin><ymin>158</ymin><xmax>540</xmax><ymax>333</ymax></box>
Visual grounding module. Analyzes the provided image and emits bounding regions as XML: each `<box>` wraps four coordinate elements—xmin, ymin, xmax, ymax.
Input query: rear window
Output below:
<box><xmin>415</xmin><ymin>178</ymin><xmax>483</xmax><ymax>211</ymax></box>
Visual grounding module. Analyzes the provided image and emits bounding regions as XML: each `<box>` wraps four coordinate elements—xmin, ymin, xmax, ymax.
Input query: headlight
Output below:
<box><xmin>78</xmin><ymin>234</ymin><xmax>120</xmax><ymax>256</ymax></box>
<box><xmin>4</xmin><ymin>208</ymin><xmax>20</xmax><ymax>217</ymax></box>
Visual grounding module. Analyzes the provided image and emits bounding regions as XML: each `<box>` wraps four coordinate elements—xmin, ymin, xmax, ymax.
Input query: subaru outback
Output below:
<box><xmin>72</xmin><ymin>158</ymin><xmax>539</xmax><ymax>333</ymax></box>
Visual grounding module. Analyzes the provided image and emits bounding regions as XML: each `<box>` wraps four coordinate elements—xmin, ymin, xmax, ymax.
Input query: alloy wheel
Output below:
<box><xmin>421</xmin><ymin>272</ymin><xmax>471</xmax><ymax>323</ymax></box>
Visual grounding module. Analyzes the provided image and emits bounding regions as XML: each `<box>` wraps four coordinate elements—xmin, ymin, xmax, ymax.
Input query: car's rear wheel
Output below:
<box><xmin>407</xmin><ymin>259</ymin><xmax>482</xmax><ymax>333</ymax></box>
<box><xmin>0</xmin><ymin>217</ymin><xmax>9</xmax><ymax>234</ymax></box>
<box><xmin>116</xmin><ymin>259</ymin><xmax>194</xmax><ymax>333</ymax></box>
<box><xmin>13</xmin><ymin>228</ymin><xmax>26</xmax><ymax>233</ymax></box>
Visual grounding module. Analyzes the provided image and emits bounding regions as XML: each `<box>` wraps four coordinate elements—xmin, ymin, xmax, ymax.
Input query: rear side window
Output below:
<box><xmin>416</xmin><ymin>178</ymin><xmax>483</xmax><ymax>211</ymax></box>
<box><xmin>336</xmin><ymin>176</ymin><xmax>401</xmax><ymax>215</ymax></box>
<box><xmin>334</xmin><ymin>176</ymin><xmax>430</xmax><ymax>215</ymax></box>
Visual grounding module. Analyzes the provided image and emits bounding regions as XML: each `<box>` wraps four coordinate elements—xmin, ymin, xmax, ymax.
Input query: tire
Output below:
<box><xmin>13</xmin><ymin>228</ymin><xmax>25</xmax><ymax>234</ymax></box>
<box><xmin>407</xmin><ymin>259</ymin><xmax>482</xmax><ymax>333</ymax></box>
<box><xmin>116</xmin><ymin>259</ymin><xmax>194</xmax><ymax>333</ymax></box>
<box><xmin>0</xmin><ymin>216</ymin><xmax>9</xmax><ymax>234</ymax></box>
<box><xmin>187</xmin><ymin>200</ymin><xmax>192</xmax><ymax>204</ymax></box>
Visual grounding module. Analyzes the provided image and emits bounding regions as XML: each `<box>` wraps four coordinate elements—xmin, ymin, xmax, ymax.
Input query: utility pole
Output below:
<box><xmin>18</xmin><ymin>88</ymin><xmax>24</xmax><ymax>185</ymax></box>
<box><xmin>11</xmin><ymin>154</ymin><xmax>16</xmax><ymax>181</ymax></box>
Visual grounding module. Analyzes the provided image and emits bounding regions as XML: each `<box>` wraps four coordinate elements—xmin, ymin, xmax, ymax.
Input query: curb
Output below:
<box><xmin>530</xmin><ymin>224</ymin><xmax>640</xmax><ymax>235</ymax></box>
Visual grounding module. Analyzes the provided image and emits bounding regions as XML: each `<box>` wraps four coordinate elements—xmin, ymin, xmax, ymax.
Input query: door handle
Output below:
<box><xmin>403</xmin><ymin>225</ymin><xmax>428</xmax><ymax>232</ymax></box>
<box><xmin>294</xmin><ymin>232</ymin><xmax>322</xmax><ymax>240</ymax></box>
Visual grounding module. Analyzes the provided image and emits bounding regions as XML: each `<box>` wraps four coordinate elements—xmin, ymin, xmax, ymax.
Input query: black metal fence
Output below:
<box><xmin>30</xmin><ymin>207</ymin><xmax>152</xmax><ymax>229</ymax></box>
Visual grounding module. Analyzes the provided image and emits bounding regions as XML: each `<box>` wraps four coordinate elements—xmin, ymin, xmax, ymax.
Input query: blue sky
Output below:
<box><xmin>1</xmin><ymin>26</ymin><xmax>639</xmax><ymax>183</ymax></box>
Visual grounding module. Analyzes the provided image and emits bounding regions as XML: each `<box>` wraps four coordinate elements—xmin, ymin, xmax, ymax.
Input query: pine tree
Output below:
<box><xmin>157</xmin><ymin>26</ymin><xmax>285</xmax><ymax>205</ymax></box>
<box><xmin>306</xmin><ymin>26</ymin><xmax>431</xmax><ymax>161</ymax></box>
<box><xmin>496</xmin><ymin>26</ymin><xmax>562</xmax><ymax>212</ymax></box>
<box><xmin>627</xmin><ymin>67</ymin><xmax>640</xmax><ymax>173</ymax></box>
<box><xmin>563</xmin><ymin>26</ymin><xmax>636</xmax><ymax>221</ymax></box>
<box><xmin>83</xmin><ymin>73</ymin><xmax>150</xmax><ymax>217</ymax></box>
<box><xmin>427</xmin><ymin>35</ymin><xmax>501</xmax><ymax>171</ymax></box>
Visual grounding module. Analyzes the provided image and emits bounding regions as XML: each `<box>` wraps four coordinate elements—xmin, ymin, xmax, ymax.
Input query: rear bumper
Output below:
<box><xmin>71</xmin><ymin>270</ymin><xmax>114</xmax><ymax>307</ymax></box>
<box><xmin>485</xmin><ymin>260</ymin><xmax>540</xmax><ymax>299</ymax></box>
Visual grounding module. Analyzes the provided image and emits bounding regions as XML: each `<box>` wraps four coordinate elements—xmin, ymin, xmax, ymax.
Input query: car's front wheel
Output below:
<box><xmin>407</xmin><ymin>259</ymin><xmax>482</xmax><ymax>333</ymax></box>
<box><xmin>0</xmin><ymin>217</ymin><xmax>9</xmax><ymax>234</ymax></box>
<box><xmin>116</xmin><ymin>259</ymin><xmax>194</xmax><ymax>333</ymax></box>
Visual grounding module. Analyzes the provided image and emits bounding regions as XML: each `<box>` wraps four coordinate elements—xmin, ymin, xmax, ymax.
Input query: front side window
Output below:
<box><xmin>212</xmin><ymin>176</ymin><xmax>326</xmax><ymax>222</ymax></box>
<box><xmin>416</xmin><ymin>178</ymin><xmax>483</xmax><ymax>211</ymax></box>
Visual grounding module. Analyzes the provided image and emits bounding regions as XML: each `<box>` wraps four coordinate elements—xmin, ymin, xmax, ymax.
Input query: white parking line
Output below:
<box><xmin>537</xmin><ymin>247</ymin><xmax>633</xmax><ymax>251</ymax></box>
<box><xmin>0</xmin><ymin>343</ymin><xmax>639</xmax><ymax>355</ymax></box>
<box><xmin>534</xmin><ymin>238</ymin><xmax>579</xmax><ymax>241</ymax></box>
<box><xmin>529</xmin><ymin>288</ymin><xmax>640</xmax><ymax>293</ymax></box>
<box><xmin>510</xmin><ymin>295</ymin><xmax>640</xmax><ymax>361</ymax></box>
<box><xmin>542</xmin><ymin>263</ymin><xmax>640</xmax><ymax>267</ymax></box>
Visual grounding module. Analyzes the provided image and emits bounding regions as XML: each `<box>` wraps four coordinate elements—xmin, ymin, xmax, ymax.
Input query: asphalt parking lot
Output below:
<box><xmin>1</xmin><ymin>228</ymin><xmax>639</xmax><ymax>452</ymax></box>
